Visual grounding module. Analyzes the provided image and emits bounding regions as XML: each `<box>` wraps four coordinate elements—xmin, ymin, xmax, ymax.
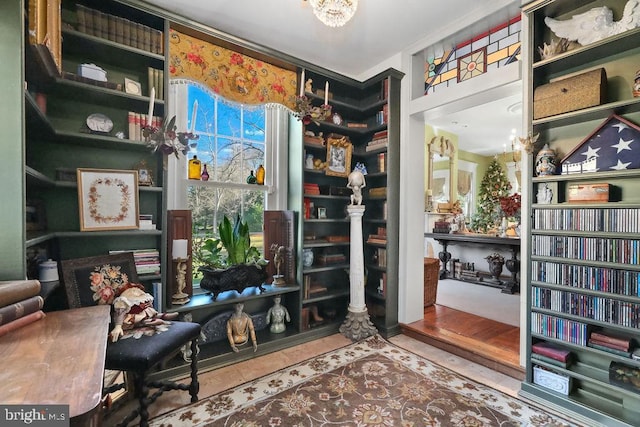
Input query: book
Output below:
<box><xmin>0</xmin><ymin>295</ymin><xmax>44</xmax><ymax>327</ymax></box>
<box><xmin>0</xmin><ymin>280</ymin><xmax>41</xmax><ymax>307</ymax></box>
<box><xmin>588</xmin><ymin>338</ymin><xmax>630</xmax><ymax>353</ymax></box>
<box><xmin>588</xmin><ymin>341</ymin><xmax>632</xmax><ymax>358</ymax></box>
<box><xmin>0</xmin><ymin>310</ymin><xmax>46</xmax><ymax>338</ymax></box>
<box><xmin>531</xmin><ymin>341</ymin><xmax>572</xmax><ymax>363</ymax></box>
<box><xmin>531</xmin><ymin>352</ymin><xmax>571</xmax><ymax>369</ymax></box>
<box><xmin>590</xmin><ymin>331</ymin><xmax>632</xmax><ymax>351</ymax></box>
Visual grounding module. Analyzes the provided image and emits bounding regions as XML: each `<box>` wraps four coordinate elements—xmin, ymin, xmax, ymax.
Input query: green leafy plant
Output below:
<box><xmin>194</xmin><ymin>214</ymin><xmax>266</xmax><ymax>269</ymax></box>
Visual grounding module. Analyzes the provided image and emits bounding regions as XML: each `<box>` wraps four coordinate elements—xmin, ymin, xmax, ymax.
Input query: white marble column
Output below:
<box><xmin>340</xmin><ymin>204</ymin><xmax>377</xmax><ymax>340</ymax></box>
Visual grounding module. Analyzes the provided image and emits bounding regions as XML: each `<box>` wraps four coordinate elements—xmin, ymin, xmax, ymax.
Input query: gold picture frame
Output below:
<box><xmin>133</xmin><ymin>159</ymin><xmax>154</xmax><ymax>186</ymax></box>
<box><xmin>77</xmin><ymin>168</ymin><xmax>140</xmax><ymax>231</ymax></box>
<box><xmin>325</xmin><ymin>133</ymin><xmax>352</xmax><ymax>177</ymax></box>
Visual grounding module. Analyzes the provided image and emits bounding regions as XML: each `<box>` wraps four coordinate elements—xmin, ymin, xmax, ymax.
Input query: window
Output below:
<box><xmin>167</xmin><ymin>80</ymin><xmax>292</xmax><ymax>278</ymax></box>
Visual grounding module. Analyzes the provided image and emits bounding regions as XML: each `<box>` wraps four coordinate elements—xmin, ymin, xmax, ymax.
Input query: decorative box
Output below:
<box><xmin>609</xmin><ymin>361</ymin><xmax>640</xmax><ymax>395</ymax></box>
<box><xmin>567</xmin><ymin>183</ymin><xmax>611</xmax><ymax>203</ymax></box>
<box><xmin>533</xmin><ymin>365</ymin><xmax>571</xmax><ymax>395</ymax></box>
<box><xmin>533</xmin><ymin>68</ymin><xmax>607</xmax><ymax>119</ymax></box>
<box><xmin>78</xmin><ymin>63</ymin><xmax>107</xmax><ymax>82</ymax></box>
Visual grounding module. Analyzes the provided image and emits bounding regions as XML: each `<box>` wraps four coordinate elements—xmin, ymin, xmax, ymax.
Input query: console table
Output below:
<box><xmin>0</xmin><ymin>305</ymin><xmax>111</xmax><ymax>426</ymax></box>
<box><xmin>425</xmin><ymin>232</ymin><xmax>521</xmax><ymax>294</ymax></box>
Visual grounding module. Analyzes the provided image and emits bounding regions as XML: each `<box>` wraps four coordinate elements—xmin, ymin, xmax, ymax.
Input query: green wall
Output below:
<box><xmin>0</xmin><ymin>1</ymin><xmax>25</xmax><ymax>279</ymax></box>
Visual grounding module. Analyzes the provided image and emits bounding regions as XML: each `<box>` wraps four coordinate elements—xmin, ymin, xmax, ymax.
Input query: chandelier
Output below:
<box><xmin>309</xmin><ymin>0</ymin><xmax>358</xmax><ymax>27</ymax></box>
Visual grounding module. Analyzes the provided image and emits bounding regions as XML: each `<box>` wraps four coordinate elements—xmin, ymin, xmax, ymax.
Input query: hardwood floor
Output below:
<box><xmin>401</xmin><ymin>304</ymin><xmax>524</xmax><ymax>379</ymax></box>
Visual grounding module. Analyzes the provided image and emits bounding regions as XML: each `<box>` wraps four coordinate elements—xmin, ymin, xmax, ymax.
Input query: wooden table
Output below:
<box><xmin>0</xmin><ymin>305</ymin><xmax>111</xmax><ymax>425</ymax></box>
<box><xmin>425</xmin><ymin>232</ymin><xmax>521</xmax><ymax>294</ymax></box>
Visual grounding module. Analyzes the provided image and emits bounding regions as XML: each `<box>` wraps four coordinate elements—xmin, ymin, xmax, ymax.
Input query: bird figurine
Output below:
<box><xmin>544</xmin><ymin>0</ymin><xmax>640</xmax><ymax>46</ymax></box>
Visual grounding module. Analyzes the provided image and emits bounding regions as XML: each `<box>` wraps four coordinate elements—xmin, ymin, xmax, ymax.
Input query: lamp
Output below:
<box><xmin>309</xmin><ymin>0</ymin><xmax>358</xmax><ymax>27</ymax></box>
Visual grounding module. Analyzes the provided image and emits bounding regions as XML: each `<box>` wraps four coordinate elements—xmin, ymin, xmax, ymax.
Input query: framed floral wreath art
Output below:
<box><xmin>77</xmin><ymin>168</ymin><xmax>140</xmax><ymax>231</ymax></box>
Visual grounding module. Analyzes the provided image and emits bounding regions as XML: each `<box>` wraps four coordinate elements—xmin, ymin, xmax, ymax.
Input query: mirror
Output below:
<box><xmin>426</xmin><ymin>136</ymin><xmax>455</xmax><ymax>210</ymax></box>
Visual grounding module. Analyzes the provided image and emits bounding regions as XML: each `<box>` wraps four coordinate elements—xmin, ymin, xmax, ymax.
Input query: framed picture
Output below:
<box><xmin>317</xmin><ymin>207</ymin><xmax>327</xmax><ymax>219</ymax></box>
<box><xmin>133</xmin><ymin>160</ymin><xmax>154</xmax><ymax>186</ymax></box>
<box><xmin>325</xmin><ymin>133</ymin><xmax>352</xmax><ymax>177</ymax></box>
<box><xmin>77</xmin><ymin>168</ymin><xmax>140</xmax><ymax>231</ymax></box>
<box><xmin>124</xmin><ymin>77</ymin><xmax>142</xmax><ymax>95</ymax></box>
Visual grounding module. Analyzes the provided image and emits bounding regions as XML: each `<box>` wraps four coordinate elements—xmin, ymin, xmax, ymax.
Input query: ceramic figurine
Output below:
<box><xmin>535</xmin><ymin>144</ymin><xmax>557</xmax><ymax>176</ymax></box>
<box><xmin>266</xmin><ymin>295</ymin><xmax>290</xmax><ymax>333</ymax></box>
<box><xmin>226</xmin><ymin>303</ymin><xmax>257</xmax><ymax>352</ymax></box>
<box><xmin>347</xmin><ymin>170</ymin><xmax>366</xmax><ymax>205</ymax></box>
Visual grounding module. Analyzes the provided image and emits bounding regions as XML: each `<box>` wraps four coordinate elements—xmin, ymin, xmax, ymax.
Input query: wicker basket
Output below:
<box><xmin>423</xmin><ymin>257</ymin><xmax>440</xmax><ymax>307</ymax></box>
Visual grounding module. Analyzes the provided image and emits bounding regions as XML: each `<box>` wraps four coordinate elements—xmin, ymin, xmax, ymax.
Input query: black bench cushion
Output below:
<box><xmin>105</xmin><ymin>321</ymin><xmax>201</xmax><ymax>372</ymax></box>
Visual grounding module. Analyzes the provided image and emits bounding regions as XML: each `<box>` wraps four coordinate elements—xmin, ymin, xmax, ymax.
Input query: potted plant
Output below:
<box><xmin>194</xmin><ymin>214</ymin><xmax>268</xmax><ymax>300</ymax></box>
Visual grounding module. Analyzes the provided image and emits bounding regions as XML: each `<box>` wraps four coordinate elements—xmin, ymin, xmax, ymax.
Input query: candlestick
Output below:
<box><xmin>147</xmin><ymin>87</ymin><xmax>155</xmax><ymax>126</ymax></box>
<box><xmin>299</xmin><ymin>69</ymin><xmax>305</xmax><ymax>97</ymax></box>
<box><xmin>172</xmin><ymin>239</ymin><xmax>188</xmax><ymax>260</ymax></box>
<box><xmin>427</xmin><ymin>189</ymin><xmax>432</xmax><ymax>196</ymax></box>
<box><xmin>324</xmin><ymin>81</ymin><xmax>329</xmax><ymax>105</ymax></box>
<box><xmin>190</xmin><ymin>100</ymin><xmax>198</xmax><ymax>133</ymax></box>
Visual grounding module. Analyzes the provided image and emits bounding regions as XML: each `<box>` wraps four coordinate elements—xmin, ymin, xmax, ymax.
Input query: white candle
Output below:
<box><xmin>299</xmin><ymin>69</ymin><xmax>305</xmax><ymax>97</ymax></box>
<box><xmin>324</xmin><ymin>81</ymin><xmax>329</xmax><ymax>104</ymax></box>
<box><xmin>172</xmin><ymin>239</ymin><xmax>188</xmax><ymax>260</ymax></box>
<box><xmin>147</xmin><ymin>87</ymin><xmax>155</xmax><ymax>126</ymax></box>
<box><xmin>190</xmin><ymin>100</ymin><xmax>198</xmax><ymax>133</ymax></box>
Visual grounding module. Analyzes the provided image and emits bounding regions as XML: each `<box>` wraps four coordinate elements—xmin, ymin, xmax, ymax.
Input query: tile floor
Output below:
<box><xmin>104</xmin><ymin>333</ymin><xmax>542</xmax><ymax>426</ymax></box>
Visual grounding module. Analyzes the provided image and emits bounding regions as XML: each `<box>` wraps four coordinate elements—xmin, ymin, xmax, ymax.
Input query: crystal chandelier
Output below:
<box><xmin>309</xmin><ymin>0</ymin><xmax>358</xmax><ymax>27</ymax></box>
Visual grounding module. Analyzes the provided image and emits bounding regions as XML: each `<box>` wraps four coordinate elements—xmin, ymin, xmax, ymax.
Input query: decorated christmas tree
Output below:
<box><xmin>470</xmin><ymin>157</ymin><xmax>512</xmax><ymax>233</ymax></box>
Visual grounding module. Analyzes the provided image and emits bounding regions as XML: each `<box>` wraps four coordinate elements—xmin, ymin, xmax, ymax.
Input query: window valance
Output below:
<box><xmin>168</xmin><ymin>29</ymin><xmax>297</xmax><ymax>110</ymax></box>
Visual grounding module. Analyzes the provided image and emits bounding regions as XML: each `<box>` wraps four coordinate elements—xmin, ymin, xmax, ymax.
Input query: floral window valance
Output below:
<box><xmin>168</xmin><ymin>29</ymin><xmax>297</xmax><ymax>110</ymax></box>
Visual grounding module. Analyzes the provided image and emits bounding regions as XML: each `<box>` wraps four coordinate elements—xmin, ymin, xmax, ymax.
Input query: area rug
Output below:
<box><xmin>150</xmin><ymin>335</ymin><xmax>575</xmax><ymax>427</ymax></box>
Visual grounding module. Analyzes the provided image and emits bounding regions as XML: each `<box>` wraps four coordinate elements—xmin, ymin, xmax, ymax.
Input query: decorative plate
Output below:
<box><xmin>86</xmin><ymin>113</ymin><xmax>113</xmax><ymax>133</ymax></box>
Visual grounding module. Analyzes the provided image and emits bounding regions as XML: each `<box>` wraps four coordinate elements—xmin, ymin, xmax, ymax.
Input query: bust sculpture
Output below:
<box><xmin>266</xmin><ymin>295</ymin><xmax>290</xmax><ymax>333</ymax></box>
<box><xmin>226</xmin><ymin>302</ymin><xmax>257</xmax><ymax>352</ymax></box>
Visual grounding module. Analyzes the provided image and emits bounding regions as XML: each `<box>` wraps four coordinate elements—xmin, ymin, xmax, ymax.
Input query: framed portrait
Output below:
<box><xmin>325</xmin><ymin>133</ymin><xmax>352</xmax><ymax>177</ymax></box>
<box><xmin>317</xmin><ymin>207</ymin><xmax>327</xmax><ymax>219</ymax></box>
<box><xmin>133</xmin><ymin>159</ymin><xmax>154</xmax><ymax>186</ymax></box>
<box><xmin>77</xmin><ymin>168</ymin><xmax>140</xmax><ymax>231</ymax></box>
<box><xmin>124</xmin><ymin>77</ymin><xmax>142</xmax><ymax>95</ymax></box>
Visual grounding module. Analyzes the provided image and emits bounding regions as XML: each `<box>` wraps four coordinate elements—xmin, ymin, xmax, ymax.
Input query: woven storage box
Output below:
<box><xmin>423</xmin><ymin>257</ymin><xmax>440</xmax><ymax>307</ymax></box>
<box><xmin>533</xmin><ymin>68</ymin><xmax>606</xmax><ymax>119</ymax></box>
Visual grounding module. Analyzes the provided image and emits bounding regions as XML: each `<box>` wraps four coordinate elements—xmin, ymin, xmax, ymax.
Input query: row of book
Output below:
<box><xmin>531</xmin><ymin>260</ymin><xmax>640</xmax><ymax>296</ymax></box>
<box><xmin>75</xmin><ymin>4</ymin><xmax>164</xmax><ymax>54</ymax></box>
<box><xmin>532</xmin><ymin>286</ymin><xmax>640</xmax><ymax>328</ymax></box>
<box><xmin>369</xmin><ymin>187</ymin><xmax>387</xmax><ymax>198</ymax></box>
<box><xmin>532</xmin><ymin>235</ymin><xmax>640</xmax><ymax>264</ymax></box>
<box><xmin>533</xmin><ymin>208</ymin><xmax>640</xmax><ymax>233</ymax></box>
<box><xmin>317</xmin><ymin>253</ymin><xmax>346</xmax><ymax>265</ymax></box>
<box><xmin>109</xmin><ymin>249</ymin><xmax>161</xmax><ymax>276</ymax></box>
<box><xmin>147</xmin><ymin>67</ymin><xmax>165</xmax><ymax>100</ymax></box>
<box><xmin>532</xmin><ymin>312</ymin><xmax>589</xmax><ymax>346</ymax></box>
<box><xmin>304</xmin><ymin>183</ymin><xmax>320</xmax><ymax>195</ymax></box>
<box><xmin>0</xmin><ymin>280</ymin><xmax>46</xmax><ymax>338</ymax></box>
<box><xmin>128</xmin><ymin>113</ymin><xmax>163</xmax><ymax>142</ymax></box>
<box><xmin>376</xmin><ymin>152</ymin><xmax>387</xmax><ymax>173</ymax></box>
<box><xmin>373</xmin><ymin>247</ymin><xmax>387</xmax><ymax>267</ymax></box>
<box><xmin>588</xmin><ymin>330</ymin><xmax>638</xmax><ymax>359</ymax></box>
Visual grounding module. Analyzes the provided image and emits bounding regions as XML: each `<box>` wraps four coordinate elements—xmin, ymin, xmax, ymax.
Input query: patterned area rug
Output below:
<box><xmin>151</xmin><ymin>335</ymin><xmax>576</xmax><ymax>427</ymax></box>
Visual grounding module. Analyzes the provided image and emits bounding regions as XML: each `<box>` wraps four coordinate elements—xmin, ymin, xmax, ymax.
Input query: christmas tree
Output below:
<box><xmin>470</xmin><ymin>157</ymin><xmax>512</xmax><ymax>233</ymax></box>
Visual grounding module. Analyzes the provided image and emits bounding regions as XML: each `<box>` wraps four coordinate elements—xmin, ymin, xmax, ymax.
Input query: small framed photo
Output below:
<box><xmin>124</xmin><ymin>77</ymin><xmax>142</xmax><ymax>95</ymax></box>
<box><xmin>77</xmin><ymin>168</ymin><xmax>140</xmax><ymax>231</ymax></box>
<box><xmin>325</xmin><ymin>133</ymin><xmax>352</xmax><ymax>177</ymax></box>
<box><xmin>317</xmin><ymin>207</ymin><xmax>327</xmax><ymax>219</ymax></box>
<box><xmin>133</xmin><ymin>160</ymin><xmax>154</xmax><ymax>186</ymax></box>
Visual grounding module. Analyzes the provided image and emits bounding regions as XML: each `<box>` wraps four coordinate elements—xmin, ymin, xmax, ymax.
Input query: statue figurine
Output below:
<box><xmin>270</xmin><ymin>243</ymin><xmax>286</xmax><ymax>286</ymax></box>
<box><xmin>347</xmin><ymin>170</ymin><xmax>366</xmax><ymax>205</ymax></box>
<box><xmin>266</xmin><ymin>295</ymin><xmax>290</xmax><ymax>334</ymax></box>
<box><xmin>305</xmin><ymin>78</ymin><xmax>313</xmax><ymax>93</ymax></box>
<box><xmin>226</xmin><ymin>302</ymin><xmax>257</xmax><ymax>352</ymax></box>
<box><xmin>109</xmin><ymin>283</ymin><xmax>178</xmax><ymax>342</ymax></box>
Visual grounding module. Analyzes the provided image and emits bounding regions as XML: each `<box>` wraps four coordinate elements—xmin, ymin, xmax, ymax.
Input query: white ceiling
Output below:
<box><xmin>142</xmin><ymin>0</ymin><xmax>523</xmax><ymax>154</ymax></box>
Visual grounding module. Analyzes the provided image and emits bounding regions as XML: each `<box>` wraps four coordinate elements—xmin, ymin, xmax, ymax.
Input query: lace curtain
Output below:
<box><xmin>457</xmin><ymin>170</ymin><xmax>472</xmax><ymax>197</ymax></box>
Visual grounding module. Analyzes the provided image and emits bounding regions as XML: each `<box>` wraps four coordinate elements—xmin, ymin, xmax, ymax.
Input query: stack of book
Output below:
<box><xmin>367</xmin><ymin>227</ymin><xmax>387</xmax><ymax>244</ymax></box>
<box><xmin>532</xmin><ymin>341</ymin><xmax>573</xmax><ymax>368</ymax></box>
<box><xmin>128</xmin><ymin>113</ymin><xmax>163</xmax><ymax>142</ymax></box>
<box><xmin>317</xmin><ymin>253</ymin><xmax>347</xmax><ymax>265</ymax></box>
<box><xmin>433</xmin><ymin>221</ymin><xmax>451</xmax><ymax>233</ymax></box>
<box><xmin>304</xmin><ymin>182</ymin><xmax>320</xmax><ymax>195</ymax></box>
<box><xmin>588</xmin><ymin>331</ymin><xmax>635</xmax><ymax>358</ymax></box>
<box><xmin>139</xmin><ymin>214</ymin><xmax>156</xmax><ymax>230</ymax></box>
<box><xmin>0</xmin><ymin>280</ymin><xmax>45</xmax><ymax>338</ymax></box>
<box><xmin>366</xmin><ymin>130</ymin><xmax>388</xmax><ymax>152</ymax></box>
<box><xmin>460</xmin><ymin>269</ymin><xmax>480</xmax><ymax>282</ymax></box>
<box><xmin>109</xmin><ymin>249</ymin><xmax>161</xmax><ymax>276</ymax></box>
